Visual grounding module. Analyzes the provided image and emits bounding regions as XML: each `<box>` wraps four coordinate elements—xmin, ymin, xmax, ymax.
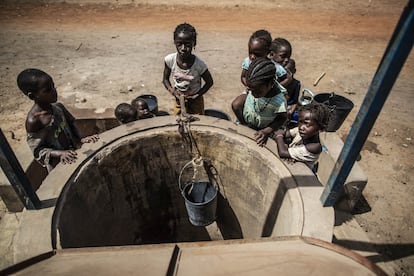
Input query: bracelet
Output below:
<box><xmin>275</xmin><ymin>134</ymin><xmax>284</xmax><ymax>138</ymax></box>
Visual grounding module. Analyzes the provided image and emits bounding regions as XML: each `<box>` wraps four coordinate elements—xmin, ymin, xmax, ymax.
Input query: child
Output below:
<box><xmin>115</xmin><ymin>103</ymin><xmax>138</xmax><ymax>124</ymax></box>
<box><xmin>240</xmin><ymin>29</ymin><xmax>273</xmax><ymax>87</ymax></box>
<box><xmin>234</xmin><ymin>30</ymin><xmax>287</xmax><ymax>113</ymax></box>
<box><xmin>270</xmin><ymin>37</ymin><xmax>294</xmax><ymax>91</ymax></box>
<box><xmin>131</xmin><ymin>98</ymin><xmax>155</xmax><ymax>119</ymax></box>
<box><xmin>274</xmin><ymin>102</ymin><xmax>330</xmax><ymax>169</ymax></box>
<box><xmin>17</xmin><ymin>68</ymin><xmax>99</xmax><ymax>172</ymax></box>
<box><xmin>162</xmin><ymin>22</ymin><xmax>214</xmax><ymax>115</ymax></box>
<box><xmin>284</xmin><ymin>59</ymin><xmax>301</xmax><ymax>123</ymax></box>
<box><xmin>232</xmin><ymin>57</ymin><xmax>287</xmax><ymax>147</ymax></box>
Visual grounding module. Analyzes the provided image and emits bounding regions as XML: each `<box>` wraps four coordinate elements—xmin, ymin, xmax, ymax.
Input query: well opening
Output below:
<box><xmin>54</xmin><ymin>124</ymin><xmax>303</xmax><ymax>248</ymax></box>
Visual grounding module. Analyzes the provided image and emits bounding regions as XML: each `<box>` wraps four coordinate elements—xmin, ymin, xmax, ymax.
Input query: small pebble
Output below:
<box><xmin>406</xmin><ymin>137</ymin><xmax>411</xmax><ymax>141</ymax></box>
<box><xmin>76</xmin><ymin>98</ymin><xmax>87</xmax><ymax>103</ymax></box>
<box><xmin>402</xmin><ymin>144</ymin><xmax>408</xmax><ymax>148</ymax></box>
<box><xmin>127</xmin><ymin>85</ymin><xmax>133</xmax><ymax>91</ymax></box>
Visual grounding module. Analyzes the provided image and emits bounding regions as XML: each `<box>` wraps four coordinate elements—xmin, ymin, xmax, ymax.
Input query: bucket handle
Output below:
<box><xmin>178</xmin><ymin>159</ymin><xmax>196</xmax><ymax>193</ymax></box>
<box><xmin>298</xmin><ymin>88</ymin><xmax>315</xmax><ymax>106</ymax></box>
<box><xmin>178</xmin><ymin>157</ymin><xmax>219</xmax><ymax>193</ymax></box>
<box><xmin>327</xmin><ymin>92</ymin><xmax>336</xmax><ymax>112</ymax></box>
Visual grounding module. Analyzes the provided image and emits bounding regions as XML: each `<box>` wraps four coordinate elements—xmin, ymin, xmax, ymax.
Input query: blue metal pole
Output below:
<box><xmin>321</xmin><ymin>0</ymin><xmax>414</xmax><ymax>206</ymax></box>
<box><xmin>0</xmin><ymin>128</ymin><xmax>41</xmax><ymax>209</ymax></box>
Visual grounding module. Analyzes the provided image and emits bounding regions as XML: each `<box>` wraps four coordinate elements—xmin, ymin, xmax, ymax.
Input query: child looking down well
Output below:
<box><xmin>232</xmin><ymin>57</ymin><xmax>287</xmax><ymax>147</ymax></box>
<box><xmin>17</xmin><ymin>68</ymin><xmax>99</xmax><ymax>172</ymax></box>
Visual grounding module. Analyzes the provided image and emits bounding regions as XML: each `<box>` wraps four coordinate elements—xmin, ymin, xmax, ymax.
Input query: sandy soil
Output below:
<box><xmin>0</xmin><ymin>0</ymin><xmax>413</xmax><ymax>274</ymax></box>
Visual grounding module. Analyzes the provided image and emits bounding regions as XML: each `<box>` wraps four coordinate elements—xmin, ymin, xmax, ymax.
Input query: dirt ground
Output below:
<box><xmin>0</xmin><ymin>0</ymin><xmax>413</xmax><ymax>274</ymax></box>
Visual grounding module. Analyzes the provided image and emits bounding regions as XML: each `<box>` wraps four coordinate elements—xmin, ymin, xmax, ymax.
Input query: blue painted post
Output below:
<box><xmin>321</xmin><ymin>0</ymin><xmax>414</xmax><ymax>206</ymax></box>
<box><xmin>0</xmin><ymin>128</ymin><xmax>41</xmax><ymax>209</ymax></box>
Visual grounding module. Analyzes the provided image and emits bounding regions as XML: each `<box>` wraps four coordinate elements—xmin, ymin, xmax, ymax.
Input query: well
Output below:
<box><xmin>54</xmin><ymin>117</ymin><xmax>304</xmax><ymax>248</ymax></box>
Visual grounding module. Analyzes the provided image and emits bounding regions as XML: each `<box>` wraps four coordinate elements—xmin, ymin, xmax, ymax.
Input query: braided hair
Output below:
<box><xmin>299</xmin><ymin>102</ymin><xmax>330</xmax><ymax>131</ymax></box>
<box><xmin>246</xmin><ymin>57</ymin><xmax>276</xmax><ymax>87</ymax></box>
<box><xmin>270</xmin><ymin>37</ymin><xmax>292</xmax><ymax>54</ymax></box>
<box><xmin>17</xmin><ymin>68</ymin><xmax>49</xmax><ymax>96</ymax></box>
<box><xmin>174</xmin><ymin>23</ymin><xmax>197</xmax><ymax>47</ymax></box>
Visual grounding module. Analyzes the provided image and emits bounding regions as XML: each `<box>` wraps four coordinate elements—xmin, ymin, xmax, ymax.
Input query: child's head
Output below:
<box><xmin>248</xmin><ymin>29</ymin><xmax>272</xmax><ymax>61</ymax></box>
<box><xmin>270</xmin><ymin>37</ymin><xmax>292</xmax><ymax>67</ymax></box>
<box><xmin>246</xmin><ymin>57</ymin><xmax>276</xmax><ymax>98</ymax></box>
<box><xmin>17</xmin><ymin>68</ymin><xmax>57</xmax><ymax>104</ymax></box>
<box><xmin>285</xmin><ymin>58</ymin><xmax>296</xmax><ymax>75</ymax></box>
<box><xmin>115</xmin><ymin>103</ymin><xmax>137</xmax><ymax>124</ymax></box>
<box><xmin>297</xmin><ymin>102</ymin><xmax>330</xmax><ymax>139</ymax></box>
<box><xmin>174</xmin><ymin>23</ymin><xmax>197</xmax><ymax>59</ymax></box>
<box><xmin>131</xmin><ymin>98</ymin><xmax>152</xmax><ymax>119</ymax></box>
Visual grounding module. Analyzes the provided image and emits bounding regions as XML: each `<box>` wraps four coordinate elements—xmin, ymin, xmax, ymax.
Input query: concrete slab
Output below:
<box><xmin>6</xmin><ymin>237</ymin><xmax>385</xmax><ymax>275</ymax></box>
<box><xmin>0</xmin><ymin>212</ymin><xmax>22</xmax><ymax>269</ymax></box>
<box><xmin>318</xmin><ymin>132</ymin><xmax>368</xmax><ymax>211</ymax></box>
<box><xmin>333</xmin><ymin>210</ymin><xmax>400</xmax><ymax>275</ymax></box>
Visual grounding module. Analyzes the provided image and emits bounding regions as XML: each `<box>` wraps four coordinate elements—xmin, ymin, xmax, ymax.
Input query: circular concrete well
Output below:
<box><xmin>50</xmin><ymin>116</ymin><xmax>328</xmax><ymax>249</ymax></box>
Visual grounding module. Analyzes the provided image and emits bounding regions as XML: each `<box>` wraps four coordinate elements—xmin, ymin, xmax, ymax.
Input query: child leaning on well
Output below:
<box><xmin>17</xmin><ymin>68</ymin><xmax>99</xmax><ymax>172</ymax></box>
<box><xmin>162</xmin><ymin>22</ymin><xmax>214</xmax><ymax>115</ymax></box>
<box><xmin>131</xmin><ymin>98</ymin><xmax>155</xmax><ymax>119</ymax></box>
<box><xmin>232</xmin><ymin>57</ymin><xmax>288</xmax><ymax>147</ymax></box>
<box><xmin>274</xmin><ymin>102</ymin><xmax>330</xmax><ymax>169</ymax></box>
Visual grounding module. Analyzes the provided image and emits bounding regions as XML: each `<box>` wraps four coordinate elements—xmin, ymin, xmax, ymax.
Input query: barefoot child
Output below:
<box><xmin>17</xmin><ymin>68</ymin><xmax>99</xmax><ymax>172</ymax></box>
<box><xmin>232</xmin><ymin>57</ymin><xmax>287</xmax><ymax>147</ymax></box>
<box><xmin>115</xmin><ymin>103</ymin><xmax>137</xmax><ymax>124</ymax></box>
<box><xmin>274</xmin><ymin>102</ymin><xmax>330</xmax><ymax>169</ymax></box>
<box><xmin>162</xmin><ymin>22</ymin><xmax>213</xmax><ymax>115</ymax></box>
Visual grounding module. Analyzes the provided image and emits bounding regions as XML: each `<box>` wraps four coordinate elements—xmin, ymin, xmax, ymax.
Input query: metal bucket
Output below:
<box><xmin>179</xmin><ymin>160</ymin><xmax>218</xmax><ymax>226</ymax></box>
<box><xmin>204</xmin><ymin>109</ymin><xmax>231</xmax><ymax>121</ymax></box>
<box><xmin>182</xmin><ymin>181</ymin><xmax>217</xmax><ymax>226</ymax></box>
<box><xmin>314</xmin><ymin>92</ymin><xmax>354</xmax><ymax>132</ymax></box>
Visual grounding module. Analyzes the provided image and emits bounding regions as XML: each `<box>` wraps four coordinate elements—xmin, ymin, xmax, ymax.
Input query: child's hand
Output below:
<box><xmin>254</xmin><ymin>130</ymin><xmax>269</xmax><ymax>147</ymax></box>
<box><xmin>169</xmin><ymin>87</ymin><xmax>180</xmax><ymax>98</ymax></box>
<box><xmin>59</xmin><ymin>150</ymin><xmax>78</xmax><ymax>164</ymax></box>
<box><xmin>185</xmin><ymin>93</ymin><xmax>199</xmax><ymax>100</ymax></box>
<box><xmin>81</xmin><ymin>134</ymin><xmax>99</xmax><ymax>143</ymax></box>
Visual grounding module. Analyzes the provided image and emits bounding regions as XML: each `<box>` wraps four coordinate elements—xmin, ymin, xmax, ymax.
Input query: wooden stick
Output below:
<box><xmin>313</xmin><ymin>72</ymin><xmax>326</xmax><ymax>86</ymax></box>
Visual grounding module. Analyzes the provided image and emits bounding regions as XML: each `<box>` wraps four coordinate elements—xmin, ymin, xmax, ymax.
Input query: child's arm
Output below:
<box><xmin>254</xmin><ymin>112</ymin><xmax>287</xmax><ymax>146</ymax></box>
<box><xmin>27</xmin><ymin>130</ymin><xmax>78</xmax><ymax>171</ymax></box>
<box><xmin>162</xmin><ymin>62</ymin><xmax>178</xmax><ymax>97</ymax></box>
<box><xmin>241</xmin><ymin>69</ymin><xmax>248</xmax><ymax>86</ymax></box>
<box><xmin>304</xmin><ymin>142</ymin><xmax>323</xmax><ymax>154</ymax></box>
<box><xmin>278</xmin><ymin>70</ymin><xmax>293</xmax><ymax>88</ymax></box>
<box><xmin>231</xmin><ymin>94</ymin><xmax>247</xmax><ymax>125</ymax></box>
<box><xmin>189</xmin><ymin>69</ymin><xmax>213</xmax><ymax>99</ymax></box>
<box><xmin>58</xmin><ymin>103</ymin><xmax>99</xmax><ymax>144</ymax></box>
<box><xmin>274</xmin><ymin>129</ymin><xmax>291</xmax><ymax>158</ymax></box>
